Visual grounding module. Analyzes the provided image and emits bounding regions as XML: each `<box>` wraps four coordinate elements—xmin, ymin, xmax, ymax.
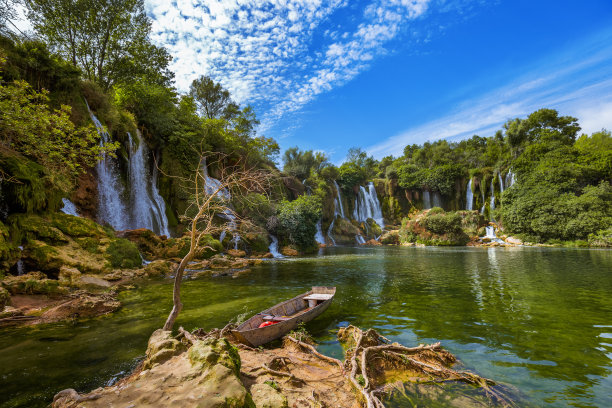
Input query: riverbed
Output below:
<box><xmin>1</xmin><ymin>246</ymin><xmax>611</xmax><ymax>407</ymax></box>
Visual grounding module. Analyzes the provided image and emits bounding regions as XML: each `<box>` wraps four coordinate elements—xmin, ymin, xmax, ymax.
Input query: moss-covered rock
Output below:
<box><xmin>250</xmin><ymin>383</ymin><xmax>288</xmax><ymax>408</ymax></box>
<box><xmin>144</xmin><ymin>259</ymin><xmax>175</xmax><ymax>277</ymax></box>
<box><xmin>0</xmin><ymin>153</ymin><xmax>63</xmax><ymax>214</ymax></box>
<box><xmin>330</xmin><ymin>217</ymin><xmax>361</xmax><ymax>245</ymax></box>
<box><xmin>58</xmin><ymin>266</ymin><xmax>81</xmax><ymax>287</ymax></box>
<box><xmin>0</xmin><ymin>220</ymin><xmax>19</xmax><ymax>273</ymax></box>
<box><xmin>143</xmin><ymin>329</ymin><xmax>185</xmax><ymax>370</ymax></box>
<box><xmin>0</xmin><ymin>286</ymin><xmax>10</xmax><ymax>308</ymax></box>
<box><xmin>380</xmin><ymin>230</ymin><xmax>400</xmax><ymax>245</ymax></box>
<box><xmin>399</xmin><ymin>210</ymin><xmax>470</xmax><ymax>246</ymax></box>
<box><xmin>188</xmin><ymin>337</ymin><xmax>241</xmax><ymax>377</ymax></box>
<box><xmin>2</xmin><ymin>271</ymin><xmax>66</xmax><ymax>296</ymax></box>
<box><xmin>105</xmin><ymin>238</ymin><xmax>141</xmax><ymax>269</ymax></box>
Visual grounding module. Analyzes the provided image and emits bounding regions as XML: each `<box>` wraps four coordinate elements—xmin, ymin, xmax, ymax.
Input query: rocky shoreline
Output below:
<box><xmin>51</xmin><ymin>325</ymin><xmax>514</xmax><ymax>408</ymax></box>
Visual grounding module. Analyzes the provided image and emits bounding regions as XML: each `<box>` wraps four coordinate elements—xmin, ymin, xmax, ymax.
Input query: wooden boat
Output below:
<box><xmin>232</xmin><ymin>286</ymin><xmax>336</xmax><ymax>347</ymax></box>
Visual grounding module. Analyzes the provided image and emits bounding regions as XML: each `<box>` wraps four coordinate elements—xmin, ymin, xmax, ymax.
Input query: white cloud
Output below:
<box><xmin>145</xmin><ymin>0</ymin><xmax>438</xmax><ymax>132</ymax></box>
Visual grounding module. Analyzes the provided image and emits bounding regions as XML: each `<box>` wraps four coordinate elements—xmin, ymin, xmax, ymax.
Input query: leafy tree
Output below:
<box><xmin>274</xmin><ymin>195</ymin><xmax>321</xmax><ymax>250</ymax></box>
<box><xmin>0</xmin><ymin>76</ymin><xmax>116</xmax><ymax>190</ymax></box>
<box><xmin>189</xmin><ymin>75</ymin><xmax>233</xmax><ymax>119</ymax></box>
<box><xmin>283</xmin><ymin>147</ymin><xmax>329</xmax><ymax>180</ymax></box>
<box><xmin>25</xmin><ymin>0</ymin><xmax>172</xmax><ymax>89</ymax></box>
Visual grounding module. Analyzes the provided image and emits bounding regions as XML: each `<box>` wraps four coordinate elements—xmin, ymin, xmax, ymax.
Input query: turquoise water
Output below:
<box><xmin>1</xmin><ymin>246</ymin><xmax>611</xmax><ymax>407</ymax></box>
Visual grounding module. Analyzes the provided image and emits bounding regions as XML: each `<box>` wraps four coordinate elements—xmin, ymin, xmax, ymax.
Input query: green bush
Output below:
<box><xmin>275</xmin><ymin>195</ymin><xmax>321</xmax><ymax>251</ymax></box>
<box><xmin>106</xmin><ymin>238</ymin><xmax>141</xmax><ymax>268</ymax></box>
<box><xmin>424</xmin><ymin>212</ymin><xmax>462</xmax><ymax>235</ymax></box>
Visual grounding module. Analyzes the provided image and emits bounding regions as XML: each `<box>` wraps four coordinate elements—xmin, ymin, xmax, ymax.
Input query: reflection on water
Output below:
<box><xmin>0</xmin><ymin>246</ymin><xmax>611</xmax><ymax>407</ymax></box>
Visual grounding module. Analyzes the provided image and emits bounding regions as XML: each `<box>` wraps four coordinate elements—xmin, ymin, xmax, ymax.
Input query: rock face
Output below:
<box><xmin>0</xmin><ymin>286</ymin><xmax>10</xmax><ymax>308</ymax></box>
<box><xmin>143</xmin><ymin>329</ymin><xmax>185</xmax><ymax>370</ymax></box>
<box><xmin>250</xmin><ymin>383</ymin><xmax>288</xmax><ymax>408</ymax></box>
<box><xmin>53</xmin><ymin>333</ymin><xmax>253</xmax><ymax>408</ymax></box>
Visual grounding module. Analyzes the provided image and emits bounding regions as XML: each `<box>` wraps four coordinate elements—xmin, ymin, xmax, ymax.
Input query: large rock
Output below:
<box><xmin>58</xmin><ymin>266</ymin><xmax>81</xmax><ymax>287</ymax></box>
<box><xmin>144</xmin><ymin>259</ymin><xmax>175</xmax><ymax>277</ymax></box>
<box><xmin>143</xmin><ymin>329</ymin><xmax>185</xmax><ymax>370</ymax></box>
<box><xmin>250</xmin><ymin>383</ymin><xmax>288</xmax><ymax>408</ymax></box>
<box><xmin>41</xmin><ymin>292</ymin><xmax>120</xmax><ymax>322</ymax></box>
<box><xmin>280</xmin><ymin>247</ymin><xmax>298</xmax><ymax>257</ymax></box>
<box><xmin>189</xmin><ymin>338</ymin><xmax>241</xmax><ymax>375</ymax></box>
<box><xmin>2</xmin><ymin>271</ymin><xmax>65</xmax><ymax>296</ymax></box>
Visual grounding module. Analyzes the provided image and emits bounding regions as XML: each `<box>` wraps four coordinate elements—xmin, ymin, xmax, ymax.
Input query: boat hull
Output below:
<box><xmin>232</xmin><ymin>287</ymin><xmax>335</xmax><ymax>347</ymax></box>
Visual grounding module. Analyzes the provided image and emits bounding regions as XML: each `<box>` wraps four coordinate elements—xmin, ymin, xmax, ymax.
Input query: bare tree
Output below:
<box><xmin>163</xmin><ymin>153</ymin><xmax>269</xmax><ymax>331</ymax></box>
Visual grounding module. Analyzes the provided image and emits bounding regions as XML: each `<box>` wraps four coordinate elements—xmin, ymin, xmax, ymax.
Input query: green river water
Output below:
<box><xmin>1</xmin><ymin>246</ymin><xmax>611</xmax><ymax>407</ymax></box>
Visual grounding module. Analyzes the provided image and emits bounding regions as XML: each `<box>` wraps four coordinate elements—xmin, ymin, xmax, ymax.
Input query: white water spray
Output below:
<box><xmin>268</xmin><ymin>235</ymin><xmax>284</xmax><ymax>258</ymax></box>
<box><xmin>127</xmin><ymin>131</ymin><xmax>170</xmax><ymax>236</ymax></box>
<box><xmin>60</xmin><ymin>198</ymin><xmax>79</xmax><ymax>217</ymax></box>
<box><xmin>353</xmin><ymin>182</ymin><xmax>384</xmax><ymax>228</ymax></box>
<box><xmin>466</xmin><ymin>179</ymin><xmax>473</xmax><ymax>211</ymax></box>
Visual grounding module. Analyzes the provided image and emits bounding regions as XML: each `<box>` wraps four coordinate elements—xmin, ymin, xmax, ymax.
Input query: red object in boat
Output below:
<box><xmin>258</xmin><ymin>321</ymin><xmax>277</xmax><ymax>328</ymax></box>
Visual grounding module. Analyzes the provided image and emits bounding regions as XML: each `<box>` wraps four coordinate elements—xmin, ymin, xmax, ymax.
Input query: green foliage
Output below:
<box><xmin>106</xmin><ymin>238</ymin><xmax>141</xmax><ymax>269</ymax></box>
<box><xmin>0</xmin><ymin>77</ymin><xmax>117</xmax><ymax>189</ymax></box>
<box><xmin>399</xmin><ymin>210</ymin><xmax>470</xmax><ymax>246</ymax></box>
<box><xmin>274</xmin><ymin>195</ymin><xmax>322</xmax><ymax>251</ymax></box>
<box><xmin>283</xmin><ymin>147</ymin><xmax>329</xmax><ymax>180</ymax></box>
<box><xmin>26</xmin><ymin>0</ymin><xmax>173</xmax><ymax>90</ymax></box>
<box><xmin>424</xmin><ymin>212</ymin><xmax>463</xmax><ymax>235</ymax></box>
<box><xmin>189</xmin><ymin>75</ymin><xmax>233</xmax><ymax>119</ymax></box>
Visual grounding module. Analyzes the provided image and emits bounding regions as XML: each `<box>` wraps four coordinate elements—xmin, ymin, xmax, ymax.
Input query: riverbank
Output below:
<box><xmin>51</xmin><ymin>325</ymin><xmax>512</xmax><ymax>408</ymax></box>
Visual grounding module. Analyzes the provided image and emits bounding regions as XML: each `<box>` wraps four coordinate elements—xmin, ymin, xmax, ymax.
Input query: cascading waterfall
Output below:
<box><xmin>489</xmin><ymin>180</ymin><xmax>495</xmax><ymax>212</ymax></box>
<box><xmin>498</xmin><ymin>172</ymin><xmax>505</xmax><ymax>193</ymax></box>
<box><xmin>268</xmin><ymin>235</ymin><xmax>284</xmax><ymax>258</ymax></box>
<box><xmin>505</xmin><ymin>170</ymin><xmax>515</xmax><ymax>188</ymax></box>
<box><xmin>423</xmin><ymin>190</ymin><xmax>432</xmax><ymax>209</ymax></box>
<box><xmin>432</xmin><ymin>191</ymin><xmax>443</xmax><ymax>209</ymax></box>
<box><xmin>60</xmin><ymin>198</ymin><xmax>79</xmax><ymax>217</ymax></box>
<box><xmin>332</xmin><ymin>180</ymin><xmax>345</xmax><ymax>218</ymax></box>
<box><xmin>326</xmin><ymin>180</ymin><xmax>346</xmax><ymax>245</ymax></box>
<box><xmin>480</xmin><ymin>189</ymin><xmax>486</xmax><ymax>215</ymax></box>
<box><xmin>88</xmin><ymin>103</ymin><xmax>129</xmax><ymax>230</ymax></box>
<box><xmin>353</xmin><ymin>182</ymin><xmax>385</xmax><ymax>228</ymax></box>
<box><xmin>355</xmin><ymin>235</ymin><xmax>366</xmax><ymax>244</ymax></box>
<box><xmin>127</xmin><ymin>131</ymin><xmax>170</xmax><ymax>236</ymax></box>
<box><xmin>314</xmin><ymin>220</ymin><xmax>325</xmax><ymax>245</ymax></box>
<box><xmin>201</xmin><ymin>158</ymin><xmax>239</xmax><ymax>248</ymax></box>
<box><xmin>466</xmin><ymin>179</ymin><xmax>473</xmax><ymax>210</ymax></box>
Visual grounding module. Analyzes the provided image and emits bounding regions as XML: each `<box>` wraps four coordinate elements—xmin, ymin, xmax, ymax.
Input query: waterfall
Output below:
<box><xmin>355</xmin><ymin>234</ymin><xmax>366</xmax><ymax>244</ymax></box>
<box><xmin>201</xmin><ymin>158</ymin><xmax>239</xmax><ymax>248</ymax></box>
<box><xmin>60</xmin><ymin>198</ymin><xmax>79</xmax><ymax>217</ymax></box>
<box><xmin>268</xmin><ymin>235</ymin><xmax>284</xmax><ymax>258</ymax></box>
<box><xmin>332</xmin><ymin>180</ymin><xmax>345</xmax><ymax>218</ymax></box>
<box><xmin>489</xmin><ymin>180</ymin><xmax>495</xmax><ymax>211</ymax></box>
<box><xmin>505</xmin><ymin>170</ymin><xmax>515</xmax><ymax>188</ymax></box>
<box><xmin>485</xmin><ymin>226</ymin><xmax>496</xmax><ymax>239</ymax></box>
<box><xmin>353</xmin><ymin>182</ymin><xmax>384</xmax><ymax>228</ymax></box>
<box><xmin>88</xmin><ymin>104</ymin><xmax>129</xmax><ymax>230</ymax></box>
<box><xmin>466</xmin><ymin>179</ymin><xmax>473</xmax><ymax>210</ymax></box>
<box><xmin>423</xmin><ymin>190</ymin><xmax>432</xmax><ymax>209</ymax></box>
<box><xmin>315</xmin><ymin>219</ymin><xmax>325</xmax><ymax>245</ymax></box>
<box><xmin>327</xmin><ymin>180</ymin><xmax>346</xmax><ymax>245</ymax></box>
<box><xmin>432</xmin><ymin>191</ymin><xmax>443</xmax><ymax>209</ymax></box>
<box><xmin>127</xmin><ymin>131</ymin><xmax>170</xmax><ymax>236</ymax></box>
<box><xmin>480</xmin><ymin>188</ymin><xmax>486</xmax><ymax>215</ymax></box>
<box><xmin>498</xmin><ymin>172</ymin><xmax>505</xmax><ymax>193</ymax></box>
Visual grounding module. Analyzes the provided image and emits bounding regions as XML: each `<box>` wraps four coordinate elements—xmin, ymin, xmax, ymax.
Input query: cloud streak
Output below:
<box><xmin>366</xmin><ymin>29</ymin><xmax>612</xmax><ymax>158</ymax></box>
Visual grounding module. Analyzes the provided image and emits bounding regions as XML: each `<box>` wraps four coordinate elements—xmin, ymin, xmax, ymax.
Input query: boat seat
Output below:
<box><xmin>303</xmin><ymin>294</ymin><xmax>334</xmax><ymax>301</ymax></box>
<box><xmin>262</xmin><ymin>315</ymin><xmax>291</xmax><ymax>321</ymax></box>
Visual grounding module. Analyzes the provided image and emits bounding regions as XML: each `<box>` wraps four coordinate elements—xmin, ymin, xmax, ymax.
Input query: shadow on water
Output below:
<box><xmin>0</xmin><ymin>246</ymin><xmax>611</xmax><ymax>407</ymax></box>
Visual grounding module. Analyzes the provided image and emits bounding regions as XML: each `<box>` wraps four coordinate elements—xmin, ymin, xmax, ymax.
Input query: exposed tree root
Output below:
<box><xmin>337</xmin><ymin>325</ymin><xmax>517</xmax><ymax>408</ymax></box>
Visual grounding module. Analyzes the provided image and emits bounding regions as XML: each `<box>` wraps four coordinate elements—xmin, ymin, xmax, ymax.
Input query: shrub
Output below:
<box><xmin>424</xmin><ymin>212</ymin><xmax>462</xmax><ymax>235</ymax></box>
<box><xmin>106</xmin><ymin>238</ymin><xmax>141</xmax><ymax>268</ymax></box>
<box><xmin>275</xmin><ymin>195</ymin><xmax>321</xmax><ymax>251</ymax></box>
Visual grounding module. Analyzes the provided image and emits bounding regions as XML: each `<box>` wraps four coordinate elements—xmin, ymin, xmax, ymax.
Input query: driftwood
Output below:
<box><xmin>338</xmin><ymin>325</ymin><xmax>517</xmax><ymax>408</ymax></box>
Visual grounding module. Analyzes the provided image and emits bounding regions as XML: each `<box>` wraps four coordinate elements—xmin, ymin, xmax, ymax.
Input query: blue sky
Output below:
<box><xmin>147</xmin><ymin>1</ymin><xmax>611</xmax><ymax>161</ymax></box>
